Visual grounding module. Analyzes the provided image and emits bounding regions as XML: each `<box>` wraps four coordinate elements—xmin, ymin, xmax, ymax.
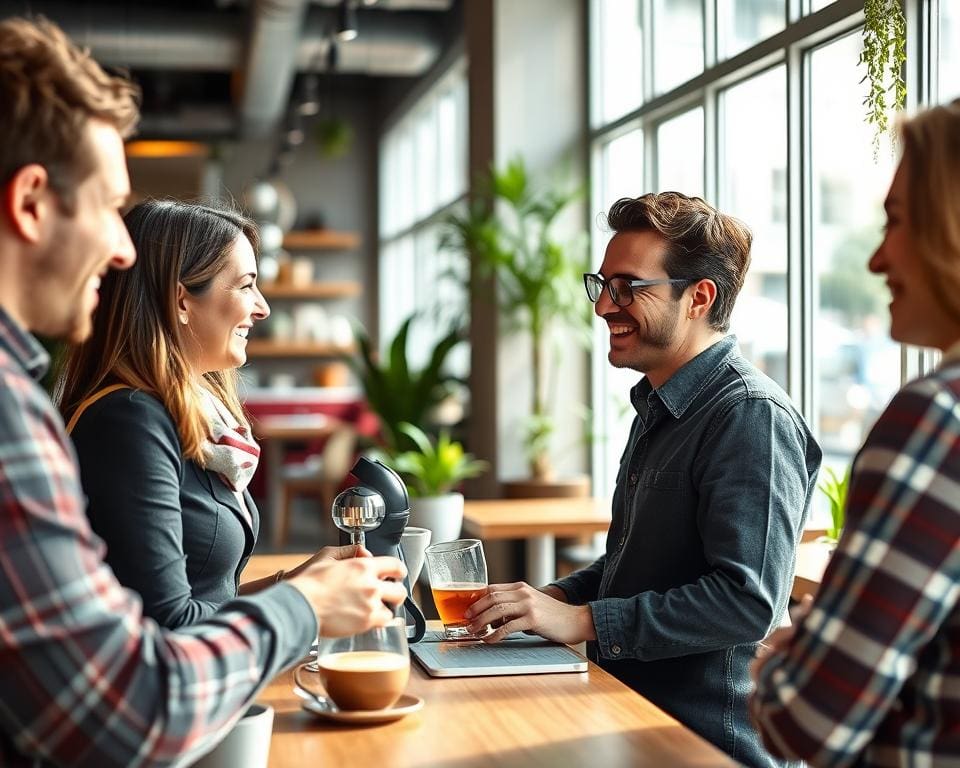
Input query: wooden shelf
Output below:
<box><xmin>260</xmin><ymin>281</ymin><xmax>361</xmax><ymax>299</ymax></box>
<box><xmin>245</xmin><ymin>340</ymin><xmax>355</xmax><ymax>358</ymax></box>
<box><xmin>282</xmin><ymin>229</ymin><xmax>360</xmax><ymax>251</ymax></box>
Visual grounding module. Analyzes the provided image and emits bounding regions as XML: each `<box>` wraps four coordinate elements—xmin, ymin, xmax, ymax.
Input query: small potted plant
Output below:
<box><xmin>817</xmin><ymin>466</ymin><xmax>850</xmax><ymax>548</ymax></box>
<box><xmin>389</xmin><ymin>422</ymin><xmax>488</xmax><ymax>544</ymax></box>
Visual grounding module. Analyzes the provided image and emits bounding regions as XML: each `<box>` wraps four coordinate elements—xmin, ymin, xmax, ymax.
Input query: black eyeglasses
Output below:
<box><xmin>583</xmin><ymin>272</ymin><xmax>696</xmax><ymax>308</ymax></box>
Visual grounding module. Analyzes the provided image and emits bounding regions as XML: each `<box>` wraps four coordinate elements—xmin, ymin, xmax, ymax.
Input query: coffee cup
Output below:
<box><xmin>190</xmin><ymin>703</ymin><xmax>273</xmax><ymax>768</ymax></box>
<box><xmin>315</xmin><ymin>617</ymin><xmax>410</xmax><ymax>711</ymax></box>
<box><xmin>399</xmin><ymin>526</ymin><xmax>432</xmax><ymax>584</ymax></box>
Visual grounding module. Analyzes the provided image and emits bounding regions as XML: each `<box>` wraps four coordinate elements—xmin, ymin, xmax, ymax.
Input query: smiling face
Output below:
<box><xmin>179</xmin><ymin>234</ymin><xmax>270</xmax><ymax>374</ymax></box>
<box><xmin>868</xmin><ymin>156</ymin><xmax>960</xmax><ymax>350</ymax></box>
<box><xmin>30</xmin><ymin>119</ymin><xmax>136</xmax><ymax>342</ymax></box>
<box><xmin>595</xmin><ymin>230</ymin><xmax>686</xmax><ymax>377</ymax></box>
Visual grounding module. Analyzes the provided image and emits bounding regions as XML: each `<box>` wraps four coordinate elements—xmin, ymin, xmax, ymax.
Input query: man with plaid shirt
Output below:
<box><xmin>0</xmin><ymin>17</ymin><xmax>406</xmax><ymax>767</ymax></box>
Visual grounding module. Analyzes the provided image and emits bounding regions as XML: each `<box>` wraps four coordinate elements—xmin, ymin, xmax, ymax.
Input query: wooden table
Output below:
<box><xmin>249</xmin><ymin>554</ymin><xmax>734</xmax><ymax>768</ymax></box>
<box><xmin>461</xmin><ymin>498</ymin><xmax>612</xmax><ymax>586</ymax></box>
<box><xmin>254</xmin><ymin>413</ymin><xmax>341</xmax><ymax>546</ymax></box>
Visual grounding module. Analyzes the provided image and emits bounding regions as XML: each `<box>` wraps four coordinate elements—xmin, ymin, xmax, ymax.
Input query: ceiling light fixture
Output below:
<box><xmin>336</xmin><ymin>0</ymin><xmax>358</xmax><ymax>42</ymax></box>
<box><xmin>296</xmin><ymin>73</ymin><xmax>320</xmax><ymax>116</ymax></box>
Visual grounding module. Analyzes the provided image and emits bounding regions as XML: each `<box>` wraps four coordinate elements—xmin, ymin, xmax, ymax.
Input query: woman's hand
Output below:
<box><xmin>284</xmin><ymin>544</ymin><xmax>371</xmax><ymax>580</ymax></box>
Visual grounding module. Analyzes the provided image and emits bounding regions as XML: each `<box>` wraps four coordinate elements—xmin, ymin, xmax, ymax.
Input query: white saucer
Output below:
<box><xmin>300</xmin><ymin>694</ymin><xmax>424</xmax><ymax>724</ymax></box>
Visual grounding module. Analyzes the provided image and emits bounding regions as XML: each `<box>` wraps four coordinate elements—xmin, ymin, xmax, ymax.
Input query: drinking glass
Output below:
<box><xmin>310</xmin><ymin>617</ymin><xmax>410</xmax><ymax>711</ymax></box>
<box><xmin>424</xmin><ymin>539</ymin><xmax>490</xmax><ymax>640</ymax></box>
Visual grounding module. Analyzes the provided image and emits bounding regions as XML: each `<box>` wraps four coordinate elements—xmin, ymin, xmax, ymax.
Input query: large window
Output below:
<box><xmin>718</xmin><ymin>0</ymin><xmax>785</xmax><ymax>59</ymax></box>
<box><xmin>721</xmin><ymin>66</ymin><xmax>788</xmax><ymax>390</ymax></box>
<box><xmin>941</xmin><ymin>1</ymin><xmax>960</xmax><ymax>101</ymax></box>
<box><xmin>379</xmin><ymin>64</ymin><xmax>468</xmax><ymax>368</ymax></box>
<box><xmin>656</xmin><ymin>107</ymin><xmax>704</xmax><ymax>196</ymax></box>
<box><xmin>810</xmin><ymin>32</ymin><xmax>899</xmax><ymax>478</ymax></box>
<box><xmin>589</xmin><ymin>0</ymin><xmax>955</xmax><ymax>508</ymax></box>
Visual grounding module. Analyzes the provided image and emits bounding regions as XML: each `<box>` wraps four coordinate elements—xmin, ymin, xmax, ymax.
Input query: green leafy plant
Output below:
<box><xmin>440</xmin><ymin>158</ymin><xmax>590</xmax><ymax>480</ymax></box>
<box><xmin>860</xmin><ymin>0</ymin><xmax>907</xmax><ymax>156</ymax></box>
<box><xmin>347</xmin><ymin>315</ymin><xmax>464</xmax><ymax>454</ymax></box>
<box><xmin>817</xmin><ymin>466</ymin><xmax>851</xmax><ymax>544</ymax></box>
<box><xmin>388</xmin><ymin>422</ymin><xmax>489</xmax><ymax>497</ymax></box>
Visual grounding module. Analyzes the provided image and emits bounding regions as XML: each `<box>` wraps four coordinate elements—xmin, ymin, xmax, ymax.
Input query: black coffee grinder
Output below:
<box><xmin>331</xmin><ymin>456</ymin><xmax>426</xmax><ymax>642</ymax></box>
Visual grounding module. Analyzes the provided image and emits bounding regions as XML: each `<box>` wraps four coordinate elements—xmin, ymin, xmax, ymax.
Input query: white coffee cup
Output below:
<box><xmin>400</xmin><ymin>526</ymin><xmax>432</xmax><ymax>584</ymax></box>
<box><xmin>190</xmin><ymin>703</ymin><xmax>274</xmax><ymax>768</ymax></box>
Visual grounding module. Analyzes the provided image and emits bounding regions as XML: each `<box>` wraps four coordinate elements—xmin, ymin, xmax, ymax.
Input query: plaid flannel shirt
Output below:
<box><xmin>750</xmin><ymin>363</ymin><xmax>960</xmax><ymax>767</ymax></box>
<box><xmin>0</xmin><ymin>307</ymin><xmax>317</xmax><ymax>767</ymax></box>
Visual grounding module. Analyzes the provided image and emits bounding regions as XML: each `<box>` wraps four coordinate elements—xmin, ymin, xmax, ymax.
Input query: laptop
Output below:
<box><xmin>410</xmin><ymin>631</ymin><xmax>588</xmax><ymax>677</ymax></box>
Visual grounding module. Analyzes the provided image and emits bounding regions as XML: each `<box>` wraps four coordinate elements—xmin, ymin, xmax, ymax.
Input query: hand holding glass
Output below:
<box><xmin>425</xmin><ymin>539</ymin><xmax>490</xmax><ymax>640</ymax></box>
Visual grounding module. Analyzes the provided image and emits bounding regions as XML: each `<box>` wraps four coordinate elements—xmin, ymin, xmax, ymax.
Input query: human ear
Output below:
<box><xmin>176</xmin><ymin>282</ymin><xmax>191</xmax><ymax>325</ymax></box>
<box><xmin>3</xmin><ymin>164</ymin><xmax>53</xmax><ymax>244</ymax></box>
<box><xmin>687</xmin><ymin>279</ymin><xmax>717</xmax><ymax>321</ymax></box>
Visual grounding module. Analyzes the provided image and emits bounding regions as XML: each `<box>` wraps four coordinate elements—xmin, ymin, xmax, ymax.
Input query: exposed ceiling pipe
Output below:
<box><xmin>22</xmin><ymin>2</ymin><xmax>441</xmax><ymax>76</ymax></box>
<box><xmin>240</xmin><ymin>0</ymin><xmax>310</xmax><ymax>138</ymax></box>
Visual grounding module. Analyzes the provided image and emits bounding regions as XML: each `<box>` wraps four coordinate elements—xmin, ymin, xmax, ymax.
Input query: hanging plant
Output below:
<box><xmin>860</xmin><ymin>0</ymin><xmax>907</xmax><ymax>156</ymax></box>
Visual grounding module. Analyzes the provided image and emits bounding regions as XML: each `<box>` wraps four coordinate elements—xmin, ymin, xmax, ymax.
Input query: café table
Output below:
<box><xmin>245</xmin><ymin>554</ymin><xmax>737</xmax><ymax>768</ymax></box>
<box><xmin>461</xmin><ymin>497</ymin><xmax>612</xmax><ymax>587</ymax></box>
<box><xmin>253</xmin><ymin>412</ymin><xmax>342</xmax><ymax>547</ymax></box>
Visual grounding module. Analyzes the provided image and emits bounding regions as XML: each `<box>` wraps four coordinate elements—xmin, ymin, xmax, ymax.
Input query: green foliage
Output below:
<box><xmin>314</xmin><ymin>118</ymin><xmax>353</xmax><ymax>158</ymax></box>
<box><xmin>390</xmin><ymin>422</ymin><xmax>488</xmax><ymax>497</ymax></box>
<box><xmin>347</xmin><ymin>315</ymin><xmax>464</xmax><ymax>453</ymax></box>
<box><xmin>860</xmin><ymin>0</ymin><xmax>907</xmax><ymax>157</ymax></box>
<box><xmin>439</xmin><ymin>157</ymin><xmax>590</xmax><ymax>477</ymax></box>
<box><xmin>817</xmin><ymin>466</ymin><xmax>851</xmax><ymax>544</ymax></box>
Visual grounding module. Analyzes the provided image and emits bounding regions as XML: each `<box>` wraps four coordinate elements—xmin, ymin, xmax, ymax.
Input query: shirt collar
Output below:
<box><xmin>0</xmin><ymin>306</ymin><xmax>50</xmax><ymax>382</ymax></box>
<box><xmin>630</xmin><ymin>335</ymin><xmax>739</xmax><ymax>420</ymax></box>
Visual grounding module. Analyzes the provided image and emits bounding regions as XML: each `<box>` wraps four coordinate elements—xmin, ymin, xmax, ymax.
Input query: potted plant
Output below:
<box><xmin>440</xmin><ymin>158</ymin><xmax>590</xmax><ymax>484</ymax></box>
<box><xmin>817</xmin><ymin>466</ymin><xmax>850</xmax><ymax>548</ymax></box>
<box><xmin>386</xmin><ymin>423</ymin><xmax>489</xmax><ymax>544</ymax></box>
<box><xmin>348</xmin><ymin>314</ymin><xmax>464</xmax><ymax>454</ymax></box>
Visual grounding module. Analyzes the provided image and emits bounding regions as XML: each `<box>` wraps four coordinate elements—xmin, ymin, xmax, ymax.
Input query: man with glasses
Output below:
<box><xmin>0</xmin><ymin>18</ymin><xmax>406</xmax><ymax>766</ymax></box>
<box><xmin>466</xmin><ymin>192</ymin><xmax>821</xmax><ymax>768</ymax></box>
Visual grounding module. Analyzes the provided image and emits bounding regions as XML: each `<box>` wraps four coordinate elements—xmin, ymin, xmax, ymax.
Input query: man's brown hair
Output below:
<box><xmin>0</xmin><ymin>17</ymin><xmax>139</xmax><ymax>209</ymax></box>
<box><xmin>605</xmin><ymin>192</ymin><xmax>752</xmax><ymax>332</ymax></box>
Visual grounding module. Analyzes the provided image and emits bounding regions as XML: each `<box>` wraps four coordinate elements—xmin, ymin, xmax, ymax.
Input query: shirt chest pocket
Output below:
<box><xmin>639</xmin><ymin>468</ymin><xmax>684</xmax><ymax>492</ymax></box>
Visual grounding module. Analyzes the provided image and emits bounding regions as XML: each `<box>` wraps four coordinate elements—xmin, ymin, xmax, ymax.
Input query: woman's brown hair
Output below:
<box><xmin>900</xmin><ymin>98</ymin><xmax>960</xmax><ymax>323</ymax></box>
<box><xmin>57</xmin><ymin>199</ymin><xmax>260</xmax><ymax>463</ymax></box>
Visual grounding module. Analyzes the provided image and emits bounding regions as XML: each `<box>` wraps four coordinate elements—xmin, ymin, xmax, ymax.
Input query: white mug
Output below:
<box><xmin>190</xmin><ymin>703</ymin><xmax>273</xmax><ymax>768</ymax></box>
<box><xmin>400</xmin><ymin>526</ymin><xmax>432</xmax><ymax>584</ymax></box>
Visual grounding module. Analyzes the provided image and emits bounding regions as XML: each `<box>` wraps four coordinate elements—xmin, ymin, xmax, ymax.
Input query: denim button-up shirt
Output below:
<box><xmin>553</xmin><ymin>335</ymin><xmax>821</xmax><ymax>768</ymax></box>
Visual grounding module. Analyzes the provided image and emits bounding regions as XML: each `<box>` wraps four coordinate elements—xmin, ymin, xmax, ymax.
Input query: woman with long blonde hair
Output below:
<box><xmin>58</xmin><ymin>199</ymin><xmax>357</xmax><ymax>628</ymax></box>
<box><xmin>750</xmin><ymin>100</ymin><xmax>960</xmax><ymax>765</ymax></box>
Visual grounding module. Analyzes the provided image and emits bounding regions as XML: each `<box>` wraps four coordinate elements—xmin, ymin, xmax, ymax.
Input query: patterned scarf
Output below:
<box><xmin>199</xmin><ymin>388</ymin><xmax>260</xmax><ymax>493</ymax></box>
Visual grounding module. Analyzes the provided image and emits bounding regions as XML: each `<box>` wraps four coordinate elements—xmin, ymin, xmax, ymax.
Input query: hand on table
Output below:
<box><xmin>464</xmin><ymin>581</ymin><xmax>596</xmax><ymax>645</ymax></box>
<box><xmin>750</xmin><ymin>594</ymin><xmax>813</xmax><ymax>683</ymax></box>
<box><xmin>288</xmin><ymin>555</ymin><xmax>408</xmax><ymax>638</ymax></box>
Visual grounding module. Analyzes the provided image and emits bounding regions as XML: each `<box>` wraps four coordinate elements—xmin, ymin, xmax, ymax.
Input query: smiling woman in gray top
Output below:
<box><xmin>57</xmin><ymin>199</ymin><xmax>354</xmax><ymax>628</ymax></box>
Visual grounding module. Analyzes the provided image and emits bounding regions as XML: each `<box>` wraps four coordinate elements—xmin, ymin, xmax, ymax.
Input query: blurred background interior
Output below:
<box><xmin>5</xmin><ymin>0</ymin><xmax>958</xmax><ymax>570</ymax></box>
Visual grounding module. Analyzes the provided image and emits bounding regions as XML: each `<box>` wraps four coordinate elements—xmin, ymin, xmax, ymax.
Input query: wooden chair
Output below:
<box><xmin>277</xmin><ymin>427</ymin><xmax>357</xmax><ymax>546</ymax></box>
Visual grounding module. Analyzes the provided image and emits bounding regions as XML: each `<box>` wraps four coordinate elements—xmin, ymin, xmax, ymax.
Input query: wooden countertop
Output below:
<box><xmin>462</xmin><ymin>497</ymin><xmax>612</xmax><ymax>539</ymax></box>
<box><xmin>247</xmin><ymin>554</ymin><xmax>735</xmax><ymax>768</ymax></box>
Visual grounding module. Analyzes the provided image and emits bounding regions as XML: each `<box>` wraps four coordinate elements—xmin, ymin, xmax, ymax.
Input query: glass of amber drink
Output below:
<box><xmin>424</xmin><ymin>539</ymin><xmax>489</xmax><ymax>640</ymax></box>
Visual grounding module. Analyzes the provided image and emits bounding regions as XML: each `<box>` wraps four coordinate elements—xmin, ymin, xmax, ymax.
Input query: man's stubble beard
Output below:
<box><xmin>607</xmin><ymin>300</ymin><xmax>682</xmax><ymax>373</ymax></box>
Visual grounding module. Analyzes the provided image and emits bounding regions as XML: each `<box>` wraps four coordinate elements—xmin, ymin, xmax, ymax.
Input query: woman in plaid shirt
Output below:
<box><xmin>750</xmin><ymin>100</ymin><xmax>960</xmax><ymax>766</ymax></box>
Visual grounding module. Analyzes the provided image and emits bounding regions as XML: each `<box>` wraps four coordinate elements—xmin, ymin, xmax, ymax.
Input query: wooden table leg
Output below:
<box><xmin>526</xmin><ymin>534</ymin><xmax>556</xmax><ymax>586</ymax></box>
